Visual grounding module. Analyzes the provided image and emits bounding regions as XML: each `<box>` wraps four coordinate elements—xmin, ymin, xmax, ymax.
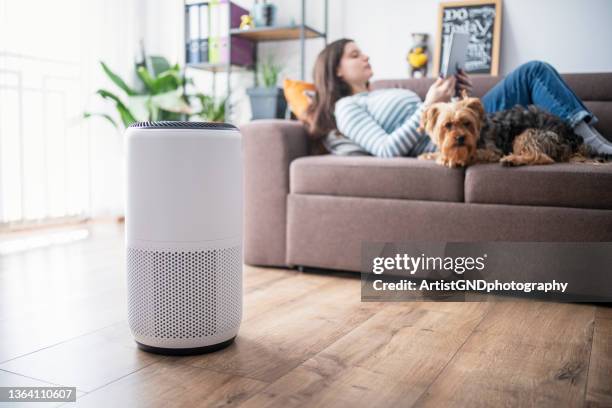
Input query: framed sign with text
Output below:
<box><xmin>433</xmin><ymin>0</ymin><xmax>502</xmax><ymax>76</ymax></box>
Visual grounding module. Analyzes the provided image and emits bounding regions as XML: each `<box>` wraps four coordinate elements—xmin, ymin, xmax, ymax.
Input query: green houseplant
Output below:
<box><xmin>84</xmin><ymin>54</ymin><xmax>228</xmax><ymax>129</ymax></box>
<box><xmin>246</xmin><ymin>56</ymin><xmax>287</xmax><ymax>119</ymax></box>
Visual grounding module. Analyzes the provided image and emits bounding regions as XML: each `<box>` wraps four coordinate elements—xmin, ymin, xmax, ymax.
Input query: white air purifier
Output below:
<box><xmin>125</xmin><ymin>121</ymin><xmax>243</xmax><ymax>355</ymax></box>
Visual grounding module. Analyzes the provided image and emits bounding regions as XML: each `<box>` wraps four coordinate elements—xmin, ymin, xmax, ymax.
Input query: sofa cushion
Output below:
<box><xmin>465</xmin><ymin>163</ymin><xmax>612</xmax><ymax>210</ymax></box>
<box><xmin>584</xmin><ymin>101</ymin><xmax>612</xmax><ymax>141</ymax></box>
<box><xmin>290</xmin><ymin>155</ymin><xmax>465</xmax><ymax>202</ymax></box>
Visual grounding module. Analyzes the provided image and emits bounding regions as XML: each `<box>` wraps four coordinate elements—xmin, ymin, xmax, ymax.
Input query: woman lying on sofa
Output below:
<box><xmin>302</xmin><ymin>38</ymin><xmax>612</xmax><ymax>157</ymax></box>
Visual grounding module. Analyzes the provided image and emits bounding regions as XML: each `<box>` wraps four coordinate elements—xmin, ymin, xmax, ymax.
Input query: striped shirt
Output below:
<box><xmin>333</xmin><ymin>88</ymin><xmax>438</xmax><ymax>157</ymax></box>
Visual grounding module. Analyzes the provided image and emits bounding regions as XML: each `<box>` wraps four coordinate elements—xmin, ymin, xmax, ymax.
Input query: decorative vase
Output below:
<box><xmin>252</xmin><ymin>1</ymin><xmax>277</xmax><ymax>27</ymax></box>
<box><xmin>246</xmin><ymin>86</ymin><xmax>287</xmax><ymax>119</ymax></box>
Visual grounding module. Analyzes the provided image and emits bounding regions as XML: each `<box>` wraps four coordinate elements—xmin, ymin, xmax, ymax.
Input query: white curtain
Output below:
<box><xmin>0</xmin><ymin>0</ymin><xmax>143</xmax><ymax>226</ymax></box>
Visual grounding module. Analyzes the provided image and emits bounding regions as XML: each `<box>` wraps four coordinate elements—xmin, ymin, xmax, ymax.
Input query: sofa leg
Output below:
<box><xmin>297</xmin><ymin>265</ymin><xmax>305</xmax><ymax>272</ymax></box>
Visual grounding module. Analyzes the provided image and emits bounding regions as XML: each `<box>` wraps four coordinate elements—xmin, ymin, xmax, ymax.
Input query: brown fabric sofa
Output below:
<box><xmin>240</xmin><ymin>73</ymin><xmax>612</xmax><ymax>273</ymax></box>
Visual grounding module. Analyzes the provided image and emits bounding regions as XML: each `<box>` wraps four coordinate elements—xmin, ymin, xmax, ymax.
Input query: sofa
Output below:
<box><xmin>240</xmin><ymin>73</ymin><xmax>612</xmax><ymax>274</ymax></box>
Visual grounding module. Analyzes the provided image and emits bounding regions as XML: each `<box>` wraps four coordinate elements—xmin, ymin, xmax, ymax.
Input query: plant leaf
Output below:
<box><xmin>258</xmin><ymin>57</ymin><xmax>283</xmax><ymax>87</ymax></box>
<box><xmin>152</xmin><ymin>71</ymin><xmax>182</xmax><ymax>94</ymax></box>
<box><xmin>151</xmin><ymin>89</ymin><xmax>192</xmax><ymax>114</ymax></box>
<box><xmin>136</xmin><ymin>66</ymin><xmax>157</xmax><ymax>93</ymax></box>
<box><xmin>96</xmin><ymin>89</ymin><xmax>137</xmax><ymax>127</ymax></box>
<box><xmin>193</xmin><ymin>93</ymin><xmax>227</xmax><ymax>122</ymax></box>
<box><xmin>100</xmin><ymin>62</ymin><xmax>138</xmax><ymax>96</ymax></box>
<box><xmin>148</xmin><ymin>56</ymin><xmax>172</xmax><ymax>76</ymax></box>
<box><xmin>127</xmin><ymin>95</ymin><xmax>151</xmax><ymax>122</ymax></box>
<box><xmin>83</xmin><ymin>111</ymin><xmax>119</xmax><ymax>129</ymax></box>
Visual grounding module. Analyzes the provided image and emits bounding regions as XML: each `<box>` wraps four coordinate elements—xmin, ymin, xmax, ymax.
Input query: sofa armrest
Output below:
<box><xmin>240</xmin><ymin>119</ymin><xmax>309</xmax><ymax>266</ymax></box>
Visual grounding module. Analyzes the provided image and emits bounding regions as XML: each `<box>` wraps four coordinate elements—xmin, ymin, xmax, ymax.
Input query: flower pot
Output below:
<box><xmin>247</xmin><ymin>86</ymin><xmax>287</xmax><ymax>120</ymax></box>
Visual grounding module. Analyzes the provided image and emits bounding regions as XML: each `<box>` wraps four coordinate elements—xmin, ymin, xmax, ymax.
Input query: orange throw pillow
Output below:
<box><xmin>283</xmin><ymin>78</ymin><xmax>315</xmax><ymax>120</ymax></box>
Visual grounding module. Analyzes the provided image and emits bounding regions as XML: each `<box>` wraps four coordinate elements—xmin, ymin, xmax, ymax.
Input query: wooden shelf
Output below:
<box><xmin>230</xmin><ymin>25</ymin><xmax>325</xmax><ymax>42</ymax></box>
<box><xmin>186</xmin><ymin>62</ymin><xmax>253</xmax><ymax>72</ymax></box>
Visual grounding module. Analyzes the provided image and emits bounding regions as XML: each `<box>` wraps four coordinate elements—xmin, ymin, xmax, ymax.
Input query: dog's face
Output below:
<box><xmin>419</xmin><ymin>96</ymin><xmax>485</xmax><ymax>167</ymax></box>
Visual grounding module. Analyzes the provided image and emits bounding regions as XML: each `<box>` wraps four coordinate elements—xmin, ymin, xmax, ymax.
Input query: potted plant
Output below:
<box><xmin>84</xmin><ymin>52</ymin><xmax>228</xmax><ymax>131</ymax></box>
<box><xmin>246</xmin><ymin>57</ymin><xmax>287</xmax><ymax>119</ymax></box>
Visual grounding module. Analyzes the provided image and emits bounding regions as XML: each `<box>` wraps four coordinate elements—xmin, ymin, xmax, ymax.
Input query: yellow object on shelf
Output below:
<box><xmin>240</xmin><ymin>14</ymin><xmax>254</xmax><ymax>30</ymax></box>
<box><xmin>408</xmin><ymin>48</ymin><xmax>428</xmax><ymax>68</ymax></box>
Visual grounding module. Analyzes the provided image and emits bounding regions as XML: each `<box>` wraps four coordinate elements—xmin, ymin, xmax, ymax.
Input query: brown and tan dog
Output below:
<box><xmin>417</xmin><ymin>90</ymin><xmax>596</xmax><ymax>168</ymax></box>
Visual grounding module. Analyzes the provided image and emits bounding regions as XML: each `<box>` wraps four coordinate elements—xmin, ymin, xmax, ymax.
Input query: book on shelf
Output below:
<box><xmin>208</xmin><ymin>0</ymin><xmax>254</xmax><ymax>67</ymax></box>
<box><xmin>208</xmin><ymin>0</ymin><xmax>220</xmax><ymax>64</ymax></box>
<box><xmin>186</xmin><ymin>3</ymin><xmax>200</xmax><ymax>64</ymax></box>
<box><xmin>185</xmin><ymin>0</ymin><xmax>254</xmax><ymax>68</ymax></box>
<box><xmin>198</xmin><ymin>3</ymin><xmax>209</xmax><ymax>63</ymax></box>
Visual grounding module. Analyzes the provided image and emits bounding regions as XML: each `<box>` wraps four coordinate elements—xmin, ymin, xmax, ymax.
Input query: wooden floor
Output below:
<box><xmin>0</xmin><ymin>224</ymin><xmax>611</xmax><ymax>408</ymax></box>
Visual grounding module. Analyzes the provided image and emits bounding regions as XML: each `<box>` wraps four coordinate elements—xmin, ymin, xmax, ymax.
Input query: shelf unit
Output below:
<box><xmin>184</xmin><ymin>0</ymin><xmax>328</xmax><ymax>122</ymax></box>
<box><xmin>230</xmin><ymin>24</ymin><xmax>325</xmax><ymax>42</ymax></box>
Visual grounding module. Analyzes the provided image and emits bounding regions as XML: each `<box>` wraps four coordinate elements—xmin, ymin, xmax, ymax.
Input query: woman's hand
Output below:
<box><xmin>455</xmin><ymin>68</ymin><xmax>473</xmax><ymax>96</ymax></box>
<box><xmin>424</xmin><ymin>75</ymin><xmax>456</xmax><ymax>106</ymax></box>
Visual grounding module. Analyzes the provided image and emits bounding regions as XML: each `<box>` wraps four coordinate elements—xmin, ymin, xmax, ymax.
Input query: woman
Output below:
<box><xmin>303</xmin><ymin>38</ymin><xmax>612</xmax><ymax>157</ymax></box>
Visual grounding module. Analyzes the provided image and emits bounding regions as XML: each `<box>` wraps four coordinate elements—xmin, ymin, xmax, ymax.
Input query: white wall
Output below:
<box><xmin>344</xmin><ymin>0</ymin><xmax>612</xmax><ymax>80</ymax></box>
<box><xmin>498</xmin><ymin>0</ymin><xmax>612</xmax><ymax>73</ymax></box>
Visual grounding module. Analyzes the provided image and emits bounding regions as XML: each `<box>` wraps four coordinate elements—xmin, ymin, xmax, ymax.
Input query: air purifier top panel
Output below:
<box><xmin>129</xmin><ymin>121</ymin><xmax>237</xmax><ymax>131</ymax></box>
<box><xmin>126</xmin><ymin>122</ymin><xmax>242</xmax><ymax>246</ymax></box>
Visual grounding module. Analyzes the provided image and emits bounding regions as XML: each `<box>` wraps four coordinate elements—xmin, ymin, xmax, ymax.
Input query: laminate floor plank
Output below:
<box><xmin>180</xmin><ymin>276</ymin><xmax>383</xmax><ymax>383</ymax></box>
<box><xmin>585</xmin><ymin>313</ymin><xmax>612</xmax><ymax>407</ymax></box>
<box><xmin>64</xmin><ymin>359</ymin><xmax>268</xmax><ymax>408</ymax></box>
<box><xmin>0</xmin><ymin>322</ymin><xmax>162</xmax><ymax>393</ymax></box>
<box><xmin>0</xmin><ymin>369</ymin><xmax>77</xmax><ymax>408</ymax></box>
<box><xmin>412</xmin><ymin>301</ymin><xmax>596</xmax><ymax>408</ymax></box>
<box><xmin>594</xmin><ymin>305</ymin><xmax>612</xmax><ymax>321</ymax></box>
<box><xmin>236</xmin><ymin>302</ymin><xmax>491</xmax><ymax>408</ymax></box>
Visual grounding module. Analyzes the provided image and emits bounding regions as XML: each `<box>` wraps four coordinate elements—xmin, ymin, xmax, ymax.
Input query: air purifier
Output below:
<box><xmin>125</xmin><ymin>121</ymin><xmax>242</xmax><ymax>355</ymax></box>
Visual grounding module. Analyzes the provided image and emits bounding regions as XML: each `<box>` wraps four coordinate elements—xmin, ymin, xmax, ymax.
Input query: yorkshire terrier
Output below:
<box><xmin>417</xmin><ymin>90</ymin><xmax>605</xmax><ymax>167</ymax></box>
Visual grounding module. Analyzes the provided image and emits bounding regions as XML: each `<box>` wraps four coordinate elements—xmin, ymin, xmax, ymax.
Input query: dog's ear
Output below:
<box><xmin>419</xmin><ymin>103</ymin><xmax>441</xmax><ymax>135</ymax></box>
<box><xmin>461</xmin><ymin>97</ymin><xmax>485</xmax><ymax>122</ymax></box>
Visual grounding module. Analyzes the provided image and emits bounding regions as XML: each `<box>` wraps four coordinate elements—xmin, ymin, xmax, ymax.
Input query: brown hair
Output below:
<box><xmin>302</xmin><ymin>39</ymin><xmax>355</xmax><ymax>147</ymax></box>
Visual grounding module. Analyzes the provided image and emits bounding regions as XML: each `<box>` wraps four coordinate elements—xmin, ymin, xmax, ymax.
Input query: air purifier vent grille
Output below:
<box><xmin>127</xmin><ymin>246</ymin><xmax>242</xmax><ymax>339</ymax></box>
<box><xmin>128</xmin><ymin>121</ymin><xmax>237</xmax><ymax>130</ymax></box>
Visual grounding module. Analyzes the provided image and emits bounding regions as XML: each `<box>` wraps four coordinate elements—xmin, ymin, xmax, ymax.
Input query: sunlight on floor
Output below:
<box><xmin>0</xmin><ymin>228</ymin><xmax>90</xmax><ymax>255</ymax></box>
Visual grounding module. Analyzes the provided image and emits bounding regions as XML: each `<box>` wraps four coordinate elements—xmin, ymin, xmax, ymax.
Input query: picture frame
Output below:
<box><xmin>433</xmin><ymin>0</ymin><xmax>502</xmax><ymax>77</ymax></box>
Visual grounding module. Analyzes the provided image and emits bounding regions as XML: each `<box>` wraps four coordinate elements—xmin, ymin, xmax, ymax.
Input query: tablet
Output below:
<box><xmin>440</xmin><ymin>31</ymin><xmax>470</xmax><ymax>77</ymax></box>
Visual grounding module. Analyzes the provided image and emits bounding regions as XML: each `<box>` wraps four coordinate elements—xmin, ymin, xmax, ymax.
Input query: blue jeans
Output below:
<box><xmin>481</xmin><ymin>60</ymin><xmax>598</xmax><ymax>127</ymax></box>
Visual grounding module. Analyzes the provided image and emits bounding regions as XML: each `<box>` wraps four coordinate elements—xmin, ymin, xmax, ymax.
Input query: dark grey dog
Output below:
<box><xmin>478</xmin><ymin>104</ymin><xmax>609</xmax><ymax>166</ymax></box>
